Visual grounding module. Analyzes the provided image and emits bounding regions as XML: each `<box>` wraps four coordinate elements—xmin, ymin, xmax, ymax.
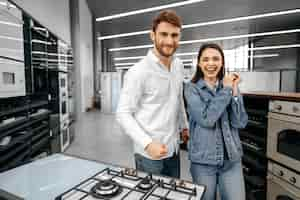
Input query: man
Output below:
<box><xmin>116</xmin><ymin>10</ymin><xmax>188</xmax><ymax>178</ymax></box>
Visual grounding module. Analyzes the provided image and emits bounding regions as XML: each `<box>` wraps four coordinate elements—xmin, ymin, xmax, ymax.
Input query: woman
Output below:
<box><xmin>184</xmin><ymin>43</ymin><xmax>248</xmax><ymax>200</ymax></box>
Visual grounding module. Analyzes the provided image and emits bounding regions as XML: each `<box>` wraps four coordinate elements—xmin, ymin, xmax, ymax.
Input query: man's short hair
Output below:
<box><xmin>152</xmin><ymin>10</ymin><xmax>182</xmax><ymax>32</ymax></box>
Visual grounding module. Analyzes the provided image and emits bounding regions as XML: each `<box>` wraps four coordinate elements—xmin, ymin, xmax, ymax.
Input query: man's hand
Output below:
<box><xmin>181</xmin><ymin>128</ymin><xmax>189</xmax><ymax>144</ymax></box>
<box><xmin>145</xmin><ymin>141</ymin><xmax>168</xmax><ymax>159</ymax></box>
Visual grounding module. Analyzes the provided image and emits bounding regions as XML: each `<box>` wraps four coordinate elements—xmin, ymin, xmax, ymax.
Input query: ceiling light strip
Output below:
<box><xmin>109</xmin><ymin>44</ymin><xmax>153</xmax><ymax>52</ymax></box>
<box><xmin>98</xmin><ymin>30</ymin><xmax>149</xmax><ymax>40</ymax></box>
<box><xmin>114</xmin><ymin>54</ymin><xmax>278</xmax><ymax>68</ymax></box>
<box><xmin>96</xmin><ymin>0</ymin><xmax>206</xmax><ymax>22</ymax></box>
<box><xmin>250</xmin><ymin>44</ymin><xmax>300</xmax><ymax>50</ymax></box>
<box><xmin>0</xmin><ymin>35</ymin><xmax>23</xmax><ymax>41</ymax></box>
<box><xmin>113</xmin><ymin>44</ymin><xmax>300</xmax><ymax>61</ymax></box>
<box><xmin>114</xmin><ymin>52</ymin><xmax>198</xmax><ymax>61</ymax></box>
<box><xmin>180</xmin><ymin>29</ymin><xmax>300</xmax><ymax>45</ymax></box>
<box><xmin>0</xmin><ymin>20</ymin><xmax>22</xmax><ymax>27</ymax></box>
<box><xmin>114</xmin><ymin>56</ymin><xmax>144</xmax><ymax>61</ymax></box>
<box><xmin>98</xmin><ymin>8</ymin><xmax>300</xmax><ymax>40</ymax></box>
<box><xmin>176</xmin><ymin>52</ymin><xmax>198</xmax><ymax>56</ymax></box>
<box><xmin>0</xmin><ymin>1</ymin><xmax>16</xmax><ymax>8</ymax></box>
<box><xmin>183</xmin><ymin>9</ymin><xmax>300</xmax><ymax>29</ymax></box>
<box><xmin>252</xmin><ymin>53</ymin><xmax>279</xmax><ymax>58</ymax></box>
<box><xmin>114</xmin><ymin>62</ymin><xmax>137</xmax><ymax>66</ymax></box>
<box><xmin>109</xmin><ymin>29</ymin><xmax>300</xmax><ymax>52</ymax></box>
<box><xmin>115</xmin><ymin>66</ymin><xmax>132</xmax><ymax>70</ymax></box>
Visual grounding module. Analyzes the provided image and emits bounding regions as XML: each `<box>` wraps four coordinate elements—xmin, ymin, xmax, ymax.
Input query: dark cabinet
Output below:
<box><xmin>241</xmin><ymin>95</ymin><xmax>269</xmax><ymax>200</ymax></box>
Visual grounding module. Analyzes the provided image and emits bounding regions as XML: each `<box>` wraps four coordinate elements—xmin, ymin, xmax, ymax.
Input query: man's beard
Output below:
<box><xmin>154</xmin><ymin>40</ymin><xmax>177</xmax><ymax>58</ymax></box>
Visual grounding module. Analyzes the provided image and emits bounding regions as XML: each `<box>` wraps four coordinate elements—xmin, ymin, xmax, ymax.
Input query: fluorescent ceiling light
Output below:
<box><xmin>0</xmin><ymin>1</ymin><xmax>16</xmax><ymax>8</ymax></box>
<box><xmin>114</xmin><ymin>54</ymin><xmax>278</xmax><ymax>69</ymax></box>
<box><xmin>96</xmin><ymin>0</ymin><xmax>206</xmax><ymax>22</ymax></box>
<box><xmin>109</xmin><ymin>29</ymin><xmax>300</xmax><ymax>52</ymax></box>
<box><xmin>110</xmin><ymin>44</ymin><xmax>153</xmax><ymax>52</ymax></box>
<box><xmin>114</xmin><ymin>62</ymin><xmax>136</xmax><ymax>66</ymax></box>
<box><xmin>181</xmin><ymin>59</ymin><xmax>193</xmax><ymax>62</ymax></box>
<box><xmin>176</xmin><ymin>52</ymin><xmax>198</xmax><ymax>56</ymax></box>
<box><xmin>0</xmin><ymin>35</ymin><xmax>23</xmax><ymax>41</ymax></box>
<box><xmin>114</xmin><ymin>56</ymin><xmax>144</xmax><ymax>61</ymax></box>
<box><xmin>252</xmin><ymin>53</ymin><xmax>279</xmax><ymax>58</ymax></box>
<box><xmin>98</xmin><ymin>9</ymin><xmax>300</xmax><ymax>40</ymax></box>
<box><xmin>113</xmin><ymin>44</ymin><xmax>300</xmax><ymax>61</ymax></box>
<box><xmin>99</xmin><ymin>30</ymin><xmax>149</xmax><ymax>40</ymax></box>
<box><xmin>116</xmin><ymin>66</ymin><xmax>132</xmax><ymax>70</ymax></box>
<box><xmin>114</xmin><ymin>52</ymin><xmax>198</xmax><ymax>61</ymax></box>
<box><xmin>0</xmin><ymin>20</ymin><xmax>22</xmax><ymax>27</ymax></box>
<box><xmin>180</xmin><ymin>29</ymin><xmax>300</xmax><ymax>45</ymax></box>
<box><xmin>250</xmin><ymin>44</ymin><xmax>300</xmax><ymax>51</ymax></box>
<box><xmin>183</xmin><ymin>9</ymin><xmax>300</xmax><ymax>29</ymax></box>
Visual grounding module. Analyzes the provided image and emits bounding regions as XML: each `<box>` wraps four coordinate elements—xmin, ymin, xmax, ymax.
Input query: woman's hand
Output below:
<box><xmin>223</xmin><ymin>74</ymin><xmax>234</xmax><ymax>88</ymax></box>
<box><xmin>232</xmin><ymin>73</ymin><xmax>241</xmax><ymax>96</ymax></box>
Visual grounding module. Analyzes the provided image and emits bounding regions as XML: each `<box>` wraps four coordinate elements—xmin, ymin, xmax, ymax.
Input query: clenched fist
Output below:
<box><xmin>145</xmin><ymin>141</ymin><xmax>168</xmax><ymax>159</ymax></box>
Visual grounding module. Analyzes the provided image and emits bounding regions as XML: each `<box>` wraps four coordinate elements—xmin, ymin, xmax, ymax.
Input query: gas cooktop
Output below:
<box><xmin>55</xmin><ymin>166</ymin><xmax>205</xmax><ymax>200</ymax></box>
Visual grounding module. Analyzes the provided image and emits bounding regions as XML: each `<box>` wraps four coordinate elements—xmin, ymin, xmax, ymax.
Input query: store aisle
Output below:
<box><xmin>66</xmin><ymin>111</ymin><xmax>192</xmax><ymax>181</ymax></box>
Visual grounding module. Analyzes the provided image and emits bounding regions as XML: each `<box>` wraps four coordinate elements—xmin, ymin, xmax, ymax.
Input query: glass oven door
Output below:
<box><xmin>267</xmin><ymin>113</ymin><xmax>300</xmax><ymax>172</ymax></box>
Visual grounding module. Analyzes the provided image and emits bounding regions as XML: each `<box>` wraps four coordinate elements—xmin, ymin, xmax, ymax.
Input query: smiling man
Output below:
<box><xmin>116</xmin><ymin>10</ymin><xmax>188</xmax><ymax>178</ymax></box>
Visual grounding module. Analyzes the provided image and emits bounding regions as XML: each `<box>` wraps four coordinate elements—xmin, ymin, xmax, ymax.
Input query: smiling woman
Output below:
<box><xmin>184</xmin><ymin>43</ymin><xmax>248</xmax><ymax>200</ymax></box>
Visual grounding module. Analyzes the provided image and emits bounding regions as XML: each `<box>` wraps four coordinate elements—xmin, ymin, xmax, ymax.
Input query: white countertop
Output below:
<box><xmin>0</xmin><ymin>154</ymin><xmax>107</xmax><ymax>200</ymax></box>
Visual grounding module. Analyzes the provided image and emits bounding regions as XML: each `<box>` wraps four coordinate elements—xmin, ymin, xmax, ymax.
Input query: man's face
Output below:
<box><xmin>151</xmin><ymin>22</ymin><xmax>181</xmax><ymax>58</ymax></box>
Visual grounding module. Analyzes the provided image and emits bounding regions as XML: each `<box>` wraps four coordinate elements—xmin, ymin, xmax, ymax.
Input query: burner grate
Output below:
<box><xmin>55</xmin><ymin>167</ymin><xmax>205</xmax><ymax>200</ymax></box>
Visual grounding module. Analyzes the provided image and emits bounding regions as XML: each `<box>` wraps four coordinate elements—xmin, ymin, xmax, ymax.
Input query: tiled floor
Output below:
<box><xmin>66</xmin><ymin>111</ymin><xmax>192</xmax><ymax>181</ymax></box>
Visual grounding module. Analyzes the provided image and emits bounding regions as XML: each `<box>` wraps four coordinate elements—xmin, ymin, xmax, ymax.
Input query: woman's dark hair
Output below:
<box><xmin>191</xmin><ymin>43</ymin><xmax>225</xmax><ymax>83</ymax></box>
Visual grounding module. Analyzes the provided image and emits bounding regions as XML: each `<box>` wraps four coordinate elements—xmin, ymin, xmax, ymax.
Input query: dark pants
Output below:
<box><xmin>134</xmin><ymin>153</ymin><xmax>180</xmax><ymax>178</ymax></box>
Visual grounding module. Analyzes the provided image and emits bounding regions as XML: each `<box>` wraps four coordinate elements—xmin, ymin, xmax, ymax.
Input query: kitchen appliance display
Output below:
<box><xmin>56</xmin><ymin>167</ymin><xmax>205</xmax><ymax>200</ymax></box>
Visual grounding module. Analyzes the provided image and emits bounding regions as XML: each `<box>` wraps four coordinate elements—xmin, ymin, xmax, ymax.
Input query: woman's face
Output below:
<box><xmin>198</xmin><ymin>47</ymin><xmax>223</xmax><ymax>80</ymax></box>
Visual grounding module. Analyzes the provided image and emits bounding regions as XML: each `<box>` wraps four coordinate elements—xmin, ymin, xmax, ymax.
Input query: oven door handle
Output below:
<box><xmin>268</xmin><ymin>175</ymin><xmax>300</xmax><ymax>198</ymax></box>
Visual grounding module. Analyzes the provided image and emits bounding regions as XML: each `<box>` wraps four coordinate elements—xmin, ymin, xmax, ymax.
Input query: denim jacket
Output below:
<box><xmin>184</xmin><ymin>79</ymin><xmax>248</xmax><ymax>165</ymax></box>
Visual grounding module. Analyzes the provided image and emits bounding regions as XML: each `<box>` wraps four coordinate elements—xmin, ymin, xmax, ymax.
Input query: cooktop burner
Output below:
<box><xmin>91</xmin><ymin>180</ymin><xmax>122</xmax><ymax>198</ymax></box>
<box><xmin>55</xmin><ymin>167</ymin><xmax>205</xmax><ymax>200</ymax></box>
<box><xmin>137</xmin><ymin>177</ymin><xmax>153</xmax><ymax>191</ymax></box>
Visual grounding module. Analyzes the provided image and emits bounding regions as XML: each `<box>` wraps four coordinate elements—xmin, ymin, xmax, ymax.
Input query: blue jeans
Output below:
<box><xmin>190</xmin><ymin>159</ymin><xmax>245</xmax><ymax>200</ymax></box>
<box><xmin>134</xmin><ymin>153</ymin><xmax>180</xmax><ymax>178</ymax></box>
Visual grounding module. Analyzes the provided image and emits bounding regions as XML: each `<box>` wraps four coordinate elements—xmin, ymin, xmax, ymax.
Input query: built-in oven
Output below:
<box><xmin>0</xmin><ymin>60</ymin><xmax>25</xmax><ymax>98</ymax></box>
<box><xmin>267</xmin><ymin>161</ymin><xmax>300</xmax><ymax>200</ymax></box>
<box><xmin>267</xmin><ymin>100</ymin><xmax>300</xmax><ymax>172</ymax></box>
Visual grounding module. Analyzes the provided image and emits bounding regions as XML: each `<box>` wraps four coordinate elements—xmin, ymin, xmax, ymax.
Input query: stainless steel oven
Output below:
<box><xmin>267</xmin><ymin>161</ymin><xmax>300</xmax><ymax>200</ymax></box>
<box><xmin>267</xmin><ymin>100</ymin><xmax>300</xmax><ymax>172</ymax></box>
